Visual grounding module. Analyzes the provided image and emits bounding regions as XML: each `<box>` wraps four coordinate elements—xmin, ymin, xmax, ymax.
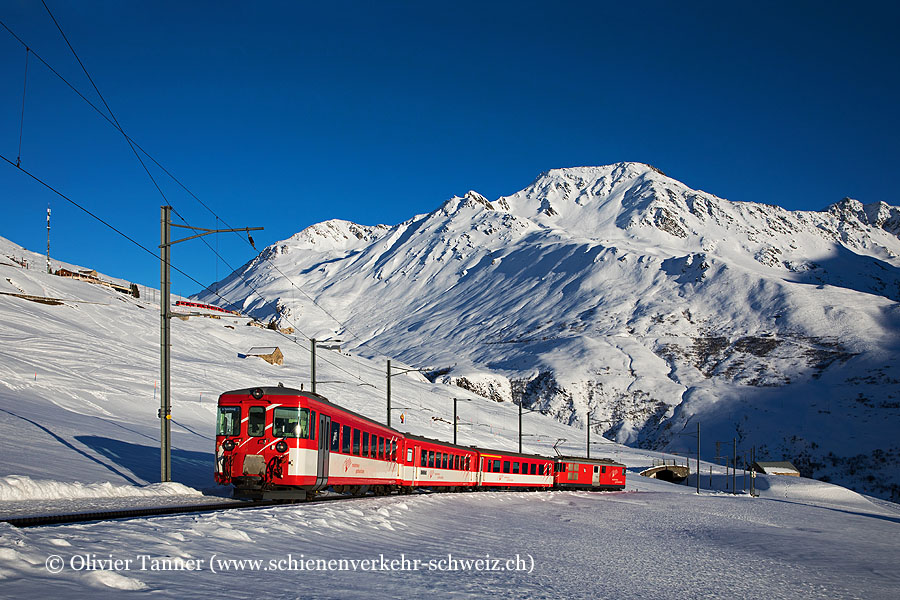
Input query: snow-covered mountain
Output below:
<box><xmin>198</xmin><ymin>162</ymin><xmax>900</xmax><ymax>500</ymax></box>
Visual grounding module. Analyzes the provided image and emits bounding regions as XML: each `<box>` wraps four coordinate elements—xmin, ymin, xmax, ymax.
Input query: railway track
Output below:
<box><xmin>0</xmin><ymin>493</ymin><xmax>367</xmax><ymax>529</ymax></box>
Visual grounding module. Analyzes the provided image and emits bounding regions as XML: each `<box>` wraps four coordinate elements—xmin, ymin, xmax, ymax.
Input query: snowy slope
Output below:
<box><xmin>2</xmin><ymin>233</ymin><xmax>899</xmax><ymax>598</ymax></box>
<box><xmin>0</xmin><ymin>234</ymin><xmax>634</xmax><ymax>491</ymax></box>
<box><xmin>197</xmin><ymin>163</ymin><xmax>900</xmax><ymax>501</ymax></box>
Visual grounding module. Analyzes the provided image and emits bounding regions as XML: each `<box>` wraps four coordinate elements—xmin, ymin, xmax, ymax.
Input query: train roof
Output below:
<box><xmin>218</xmin><ymin>387</ymin><xmax>404</xmax><ymax>436</ymax></box>
<box><xmin>555</xmin><ymin>455</ymin><xmax>626</xmax><ymax>467</ymax></box>
<box><xmin>402</xmin><ymin>432</ymin><xmax>478</xmax><ymax>452</ymax></box>
<box><xmin>469</xmin><ymin>447</ymin><xmax>553</xmax><ymax>461</ymax></box>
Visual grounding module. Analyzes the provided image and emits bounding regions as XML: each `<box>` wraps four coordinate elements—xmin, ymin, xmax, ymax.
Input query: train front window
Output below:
<box><xmin>247</xmin><ymin>406</ymin><xmax>266</xmax><ymax>437</ymax></box>
<box><xmin>272</xmin><ymin>407</ymin><xmax>309</xmax><ymax>439</ymax></box>
<box><xmin>216</xmin><ymin>406</ymin><xmax>240</xmax><ymax>437</ymax></box>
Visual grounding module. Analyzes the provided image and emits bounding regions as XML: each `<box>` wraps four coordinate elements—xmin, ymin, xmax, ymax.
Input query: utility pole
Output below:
<box><xmin>386</xmin><ymin>361</ymin><xmax>428</xmax><ymax>428</ymax></box>
<box><xmin>46</xmin><ymin>206</ymin><xmax>51</xmax><ymax>274</ymax></box>
<box><xmin>518</xmin><ymin>400</ymin><xmax>543</xmax><ymax>454</ymax></box>
<box><xmin>586</xmin><ymin>415</ymin><xmax>612</xmax><ymax>459</ymax></box>
<box><xmin>454</xmin><ymin>397</ymin><xmax>457</xmax><ymax>445</ymax></box>
<box><xmin>159</xmin><ymin>205</ymin><xmax>261</xmax><ymax>482</ymax></box>
<box><xmin>733</xmin><ymin>438</ymin><xmax>737</xmax><ymax>495</ymax></box>
<box><xmin>310</xmin><ymin>338</ymin><xmax>316</xmax><ymax>394</ymax></box>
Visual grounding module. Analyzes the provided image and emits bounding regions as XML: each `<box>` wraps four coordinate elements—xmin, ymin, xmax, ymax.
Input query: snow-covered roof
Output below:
<box><xmin>754</xmin><ymin>461</ymin><xmax>800</xmax><ymax>475</ymax></box>
<box><xmin>246</xmin><ymin>347</ymin><xmax>280</xmax><ymax>355</ymax></box>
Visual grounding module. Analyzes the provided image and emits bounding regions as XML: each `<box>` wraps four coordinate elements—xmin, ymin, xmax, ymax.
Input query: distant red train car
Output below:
<box><xmin>175</xmin><ymin>300</ymin><xmax>237</xmax><ymax>315</ymax></box>
<box><xmin>554</xmin><ymin>456</ymin><xmax>626</xmax><ymax>491</ymax></box>
<box><xmin>474</xmin><ymin>448</ymin><xmax>554</xmax><ymax>489</ymax></box>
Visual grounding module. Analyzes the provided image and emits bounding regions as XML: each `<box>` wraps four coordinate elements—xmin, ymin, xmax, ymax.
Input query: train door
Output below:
<box><xmin>412</xmin><ymin>445</ymin><xmax>421</xmax><ymax>484</ymax></box>
<box><xmin>592</xmin><ymin>465</ymin><xmax>600</xmax><ymax>486</ymax></box>
<box><xmin>314</xmin><ymin>414</ymin><xmax>331</xmax><ymax>490</ymax></box>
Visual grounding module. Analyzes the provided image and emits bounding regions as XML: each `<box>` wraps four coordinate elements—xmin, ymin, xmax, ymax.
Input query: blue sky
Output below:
<box><xmin>1</xmin><ymin>1</ymin><xmax>898</xmax><ymax>295</ymax></box>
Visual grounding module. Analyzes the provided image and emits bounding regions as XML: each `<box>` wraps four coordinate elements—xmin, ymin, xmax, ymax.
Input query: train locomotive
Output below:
<box><xmin>215</xmin><ymin>386</ymin><xmax>626</xmax><ymax>500</ymax></box>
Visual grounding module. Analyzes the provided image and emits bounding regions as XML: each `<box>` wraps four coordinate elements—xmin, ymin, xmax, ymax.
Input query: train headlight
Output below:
<box><xmin>275</xmin><ymin>441</ymin><xmax>288</xmax><ymax>453</ymax></box>
<box><xmin>251</xmin><ymin>388</ymin><xmax>264</xmax><ymax>400</ymax></box>
<box><xmin>222</xmin><ymin>439</ymin><xmax>235</xmax><ymax>451</ymax></box>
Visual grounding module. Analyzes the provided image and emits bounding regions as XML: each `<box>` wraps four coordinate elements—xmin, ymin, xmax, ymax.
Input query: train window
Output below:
<box><xmin>342</xmin><ymin>425</ymin><xmax>351</xmax><ymax>454</ymax></box>
<box><xmin>379</xmin><ymin>437</ymin><xmax>385</xmax><ymax>459</ymax></box>
<box><xmin>594</xmin><ymin>466</ymin><xmax>599</xmax><ymax>473</ymax></box>
<box><xmin>601</xmin><ymin>466</ymin><xmax>607</xmax><ymax>474</ymax></box>
<box><xmin>568</xmin><ymin>464</ymin><xmax>579</xmax><ymax>480</ymax></box>
<box><xmin>503</xmin><ymin>461</ymin><xmax>510</xmax><ymax>473</ymax></box>
<box><xmin>272</xmin><ymin>407</ymin><xmax>309</xmax><ymax>438</ymax></box>
<box><xmin>309</xmin><ymin>411</ymin><xmax>316</xmax><ymax>440</ymax></box>
<box><xmin>485</xmin><ymin>460</ymin><xmax>492</xmax><ymax>473</ymax></box>
<box><xmin>352</xmin><ymin>429</ymin><xmax>361</xmax><ymax>455</ymax></box>
<box><xmin>530</xmin><ymin>463</ymin><xmax>537</xmax><ymax>475</ymax></box>
<box><xmin>216</xmin><ymin>406</ymin><xmax>241</xmax><ymax>437</ymax></box>
<box><xmin>421</xmin><ymin>450</ymin><xmax>427</xmax><ymax>467</ymax></box>
<box><xmin>512</xmin><ymin>462</ymin><xmax>520</xmax><ymax>474</ymax></box>
<box><xmin>247</xmin><ymin>406</ymin><xmax>266</xmax><ymax>437</ymax></box>
<box><xmin>493</xmin><ymin>459</ymin><xmax>501</xmax><ymax>472</ymax></box>
<box><xmin>363</xmin><ymin>432</ymin><xmax>370</xmax><ymax>457</ymax></box>
<box><xmin>331</xmin><ymin>422</ymin><xmax>341</xmax><ymax>452</ymax></box>
<box><xmin>454</xmin><ymin>455</ymin><xmax>460</xmax><ymax>470</ymax></box>
<box><xmin>407</xmin><ymin>448</ymin><xmax>414</xmax><ymax>463</ymax></box>
<box><xmin>428</xmin><ymin>451</ymin><xmax>435</xmax><ymax>468</ymax></box>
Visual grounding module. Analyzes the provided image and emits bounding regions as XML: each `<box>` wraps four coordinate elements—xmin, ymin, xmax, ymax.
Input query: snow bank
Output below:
<box><xmin>755</xmin><ymin>474</ymin><xmax>883</xmax><ymax>511</ymax></box>
<box><xmin>0</xmin><ymin>475</ymin><xmax>201</xmax><ymax>502</ymax></box>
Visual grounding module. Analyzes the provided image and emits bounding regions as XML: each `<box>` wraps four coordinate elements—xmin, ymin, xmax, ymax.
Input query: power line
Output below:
<box><xmin>16</xmin><ymin>47</ymin><xmax>29</xmax><ymax>167</ymax></box>
<box><xmin>40</xmin><ymin>0</ymin><xmax>172</xmax><ymax>207</ymax></box>
<box><xmin>1</xmin><ymin>14</ymin><xmax>394</xmax><ymax>379</ymax></box>
<box><xmin>1</xmin><ymin>15</ymin><xmax>377</xmax><ymax>355</ymax></box>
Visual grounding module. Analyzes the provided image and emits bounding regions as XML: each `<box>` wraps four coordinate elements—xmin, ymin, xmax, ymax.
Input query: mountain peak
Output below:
<box><xmin>441</xmin><ymin>191</ymin><xmax>495</xmax><ymax>215</ymax></box>
<box><xmin>825</xmin><ymin>198</ymin><xmax>900</xmax><ymax>236</ymax></box>
<box><xmin>287</xmin><ymin>219</ymin><xmax>390</xmax><ymax>251</ymax></box>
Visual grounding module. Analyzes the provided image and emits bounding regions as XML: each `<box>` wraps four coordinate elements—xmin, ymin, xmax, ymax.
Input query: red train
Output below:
<box><xmin>175</xmin><ymin>300</ymin><xmax>238</xmax><ymax>315</ymax></box>
<box><xmin>215</xmin><ymin>386</ymin><xmax>626</xmax><ymax>500</ymax></box>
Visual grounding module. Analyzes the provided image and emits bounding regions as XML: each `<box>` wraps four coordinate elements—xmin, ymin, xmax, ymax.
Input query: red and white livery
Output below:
<box><xmin>215</xmin><ymin>387</ymin><xmax>626</xmax><ymax>499</ymax></box>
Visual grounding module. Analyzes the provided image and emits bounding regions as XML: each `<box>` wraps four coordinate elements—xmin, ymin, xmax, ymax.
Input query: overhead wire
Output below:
<box><xmin>16</xmin><ymin>46</ymin><xmax>29</xmax><ymax>167</ymax></box>
<box><xmin>1</xmin><ymin>14</ymin><xmax>381</xmax><ymax>360</ymax></box>
<box><xmin>2</xmin><ymin>12</ymin><xmax>394</xmax><ymax>389</ymax></box>
<box><xmin>40</xmin><ymin>0</ymin><xmax>172</xmax><ymax>207</ymax></box>
<box><xmin>2</xmin><ymin>147</ymin><xmax>374</xmax><ymax>388</ymax></box>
